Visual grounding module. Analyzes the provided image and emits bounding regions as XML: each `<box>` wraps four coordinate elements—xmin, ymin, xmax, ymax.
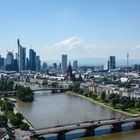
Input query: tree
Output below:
<box><xmin>16</xmin><ymin>86</ymin><xmax>34</xmax><ymax>102</ymax></box>
<box><xmin>88</xmin><ymin>91</ymin><xmax>93</xmax><ymax>97</ymax></box>
<box><xmin>92</xmin><ymin>94</ymin><xmax>97</xmax><ymax>99</ymax></box>
<box><xmin>20</xmin><ymin>122</ymin><xmax>30</xmax><ymax>131</ymax></box>
<box><xmin>135</xmin><ymin>98</ymin><xmax>140</xmax><ymax>108</ymax></box>
<box><xmin>101</xmin><ymin>91</ymin><xmax>106</xmax><ymax>101</ymax></box>
<box><xmin>68</xmin><ymin>85</ymin><xmax>73</xmax><ymax>91</ymax></box>
<box><xmin>51</xmin><ymin>82</ymin><xmax>58</xmax><ymax>88</ymax></box>
<box><xmin>125</xmin><ymin>82</ymin><xmax>131</xmax><ymax>88</ymax></box>
<box><xmin>1</xmin><ymin>100</ymin><xmax>14</xmax><ymax>112</ymax></box>
<box><xmin>16</xmin><ymin>113</ymin><xmax>24</xmax><ymax>121</ymax></box>
<box><xmin>108</xmin><ymin>93</ymin><xmax>116</xmax><ymax>101</ymax></box>
<box><xmin>78</xmin><ymin>88</ymin><xmax>84</xmax><ymax>94</ymax></box>
<box><xmin>0</xmin><ymin>115</ymin><xmax>7</xmax><ymax>128</ymax></box>
<box><xmin>111</xmin><ymin>98</ymin><xmax>118</xmax><ymax>108</ymax></box>
<box><xmin>7</xmin><ymin>112</ymin><xmax>21</xmax><ymax>126</ymax></box>
<box><xmin>72</xmin><ymin>84</ymin><xmax>80</xmax><ymax>92</ymax></box>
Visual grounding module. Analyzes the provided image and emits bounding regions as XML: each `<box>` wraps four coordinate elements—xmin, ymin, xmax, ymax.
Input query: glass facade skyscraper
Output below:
<box><xmin>62</xmin><ymin>54</ymin><xmax>67</xmax><ymax>71</ymax></box>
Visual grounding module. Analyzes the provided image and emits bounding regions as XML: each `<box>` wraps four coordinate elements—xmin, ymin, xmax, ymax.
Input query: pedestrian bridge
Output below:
<box><xmin>31</xmin><ymin>116</ymin><xmax>140</xmax><ymax>140</ymax></box>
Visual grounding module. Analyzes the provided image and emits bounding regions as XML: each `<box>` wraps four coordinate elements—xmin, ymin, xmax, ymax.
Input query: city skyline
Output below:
<box><xmin>0</xmin><ymin>0</ymin><xmax>140</xmax><ymax>61</ymax></box>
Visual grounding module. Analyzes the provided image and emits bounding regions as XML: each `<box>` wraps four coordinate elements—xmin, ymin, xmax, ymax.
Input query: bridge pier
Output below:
<box><xmin>57</xmin><ymin>131</ymin><xmax>66</xmax><ymax>140</ymax></box>
<box><xmin>85</xmin><ymin>126</ymin><xmax>98</xmax><ymax>136</ymax></box>
<box><xmin>112</xmin><ymin>122</ymin><xmax>122</xmax><ymax>133</ymax></box>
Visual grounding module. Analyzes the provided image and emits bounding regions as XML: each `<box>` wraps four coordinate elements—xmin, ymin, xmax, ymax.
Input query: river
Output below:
<box><xmin>15</xmin><ymin>91</ymin><xmax>140</xmax><ymax>139</ymax></box>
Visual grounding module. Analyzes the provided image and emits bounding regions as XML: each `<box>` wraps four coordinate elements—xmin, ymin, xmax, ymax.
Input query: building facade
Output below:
<box><xmin>29</xmin><ymin>49</ymin><xmax>36</xmax><ymax>71</ymax></box>
<box><xmin>62</xmin><ymin>54</ymin><xmax>67</xmax><ymax>71</ymax></box>
<box><xmin>109</xmin><ymin>56</ymin><xmax>116</xmax><ymax>70</ymax></box>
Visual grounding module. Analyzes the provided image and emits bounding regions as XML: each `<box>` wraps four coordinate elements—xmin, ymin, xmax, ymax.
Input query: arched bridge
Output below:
<box><xmin>31</xmin><ymin>116</ymin><xmax>140</xmax><ymax>140</ymax></box>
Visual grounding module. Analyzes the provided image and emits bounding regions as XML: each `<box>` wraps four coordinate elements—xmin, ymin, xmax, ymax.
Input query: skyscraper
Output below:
<box><xmin>36</xmin><ymin>56</ymin><xmax>41</xmax><ymax>72</ymax></box>
<box><xmin>29</xmin><ymin>49</ymin><xmax>36</xmax><ymax>71</ymax></box>
<box><xmin>5</xmin><ymin>51</ymin><xmax>14</xmax><ymax>71</ymax></box>
<box><xmin>25</xmin><ymin>58</ymin><xmax>30</xmax><ymax>70</ymax></box>
<box><xmin>6</xmin><ymin>52</ymin><xmax>14</xmax><ymax>65</ymax></box>
<box><xmin>73</xmin><ymin>60</ymin><xmax>78</xmax><ymax>70</ymax></box>
<box><xmin>17</xmin><ymin>39</ymin><xmax>23</xmax><ymax>71</ymax></box>
<box><xmin>109</xmin><ymin>56</ymin><xmax>116</xmax><ymax>70</ymax></box>
<box><xmin>22</xmin><ymin>47</ymin><xmax>26</xmax><ymax>70</ymax></box>
<box><xmin>43</xmin><ymin>62</ymin><xmax>47</xmax><ymax>70</ymax></box>
<box><xmin>62</xmin><ymin>54</ymin><xmax>67</xmax><ymax>71</ymax></box>
<box><xmin>0</xmin><ymin>55</ymin><xmax>4</xmax><ymax>69</ymax></box>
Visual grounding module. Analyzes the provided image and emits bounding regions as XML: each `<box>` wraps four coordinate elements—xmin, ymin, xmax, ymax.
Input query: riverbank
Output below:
<box><xmin>69</xmin><ymin>92</ymin><xmax>140</xmax><ymax>117</ymax></box>
<box><xmin>14</xmin><ymin>107</ymin><xmax>35</xmax><ymax>129</ymax></box>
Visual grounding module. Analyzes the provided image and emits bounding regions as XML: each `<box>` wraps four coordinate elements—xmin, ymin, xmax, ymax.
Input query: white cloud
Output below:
<box><xmin>132</xmin><ymin>44</ymin><xmax>140</xmax><ymax>51</ymax></box>
<box><xmin>39</xmin><ymin>36</ymin><xmax>112</xmax><ymax>61</ymax></box>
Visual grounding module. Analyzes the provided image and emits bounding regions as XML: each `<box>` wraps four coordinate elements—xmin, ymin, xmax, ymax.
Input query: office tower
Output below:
<box><xmin>22</xmin><ymin>47</ymin><xmax>26</xmax><ymax>70</ymax></box>
<box><xmin>15</xmin><ymin>53</ymin><xmax>18</xmax><ymax>60</ymax></box>
<box><xmin>0</xmin><ymin>55</ymin><xmax>1</xmax><ymax>69</ymax></box>
<box><xmin>73</xmin><ymin>60</ymin><xmax>78</xmax><ymax>70</ymax></box>
<box><xmin>43</xmin><ymin>62</ymin><xmax>47</xmax><ymax>70</ymax></box>
<box><xmin>25</xmin><ymin>58</ymin><xmax>30</xmax><ymax>70</ymax></box>
<box><xmin>4</xmin><ymin>58</ymin><xmax>7</xmax><ymax>67</ymax></box>
<box><xmin>0</xmin><ymin>55</ymin><xmax>4</xmax><ymax>69</ymax></box>
<box><xmin>13</xmin><ymin>59</ymin><xmax>19</xmax><ymax>71</ymax></box>
<box><xmin>29</xmin><ymin>49</ymin><xmax>36</xmax><ymax>71</ymax></box>
<box><xmin>59</xmin><ymin>63</ymin><xmax>61</xmax><ymax>69</ymax></box>
<box><xmin>5</xmin><ymin>51</ymin><xmax>14</xmax><ymax>71</ymax></box>
<box><xmin>62</xmin><ymin>54</ymin><xmax>67</xmax><ymax>71</ymax></box>
<box><xmin>36</xmin><ymin>56</ymin><xmax>41</xmax><ymax>72</ymax></box>
<box><xmin>107</xmin><ymin>60</ymin><xmax>110</xmax><ymax>70</ymax></box>
<box><xmin>133</xmin><ymin>64</ymin><xmax>140</xmax><ymax>73</ymax></box>
<box><xmin>6</xmin><ymin>51</ymin><xmax>14</xmax><ymax>65</ymax></box>
<box><xmin>109</xmin><ymin>56</ymin><xmax>116</xmax><ymax>70</ymax></box>
<box><xmin>17</xmin><ymin>39</ymin><xmax>24</xmax><ymax>71</ymax></box>
<box><xmin>53</xmin><ymin>63</ymin><xmax>57</xmax><ymax>69</ymax></box>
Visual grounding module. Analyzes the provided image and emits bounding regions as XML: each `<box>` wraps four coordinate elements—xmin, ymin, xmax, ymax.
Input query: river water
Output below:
<box><xmin>15</xmin><ymin>91</ymin><xmax>140</xmax><ymax>139</ymax></box>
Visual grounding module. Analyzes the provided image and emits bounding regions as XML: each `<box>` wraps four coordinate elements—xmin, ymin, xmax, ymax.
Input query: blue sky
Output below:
<box><xmin>0</xmin><ymin>0</ymin><xmax>140</xmax><ymax>62</ymax></box>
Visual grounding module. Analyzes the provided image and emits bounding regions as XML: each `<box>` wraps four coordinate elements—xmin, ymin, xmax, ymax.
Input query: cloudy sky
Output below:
<box><xmin>0</xmin><ymin>0</ymin><xmax>140</xmax><ymax>62</ymax></box>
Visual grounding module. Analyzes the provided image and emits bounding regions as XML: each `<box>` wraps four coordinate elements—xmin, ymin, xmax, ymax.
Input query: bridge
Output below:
<box><xmin>32</xmin><ymin>88</ymin><xmax>69</xmax><ymax>93</ymax></box>
<box><xmin>31</xmin><ymin>116</ymin><xmax>140</xmax><ymax>140</ymax></box>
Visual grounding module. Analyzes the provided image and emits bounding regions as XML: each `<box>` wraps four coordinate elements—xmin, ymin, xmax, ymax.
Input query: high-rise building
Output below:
<box><xmin>22</xmin><ymin>47</ymin><xmax>26</xmax><ymax>70</ymax></box>
<box><xmin>5</xmin><ymin>51</ymin><xmax>15</xmax><ymax>71</ymax></box>
<box><xmin>0</xmin><ymin>55</ymin><xmax>4</xmax><ymax>69</ymax></box>
<box><xmin>13</xmin><ymin>59</ymin><xmax>19</xmax><ymax>71</ymax></box>
<box><xmin>73</xmin><ymin>60</ymin><xmax>78</xmax><ymax>70</ymax></box>
<box><xmin>62</xmin><ymin>54</ymin><xmax>67</xmax><ymax>71</ymax></box>
<box><xmin>17</xmin><ymin>39</ymin><xmax>24</xmax><ymax>71</ymax></box>
<box><xmin>6</xmin><ymin>52</ymin><xmax>14</xmax><ymax>65</ymax></box>
<box><xmin>43</xmin><ymin>62</ymin><xmax>47</xmax><ymax>70</ymax></box>
<box><xmin>109</xmin><ymin>56</ymin><xmax>116</xmax><ymax>70</ymax></box>
<box><xmin>36</xmin><ymin>56</ymin><xmax>41</xmax><ymax>72</ymax></box>
<box><xmin>59</xmin><ymin>63</ymin><xmax>61</xmax><ymax>69</ymax></box>
<box><xmin>29</xmin><ymin>49</ymin><xmax>36</xmax><ymax>71</ymax></box>
<box><xmin>133</xmin><ymin>64</ymin><xmax>140</xmax><ymax>73</ymax></box>
<box><xmin>25</xmin><ymin>58</ymin><xmax>30</xmax><ymax>70</ymax></box>
<box><xmin>53</xmin><ymin>63</ymin><xmax>57</xmax><ymax>69</ymax></box>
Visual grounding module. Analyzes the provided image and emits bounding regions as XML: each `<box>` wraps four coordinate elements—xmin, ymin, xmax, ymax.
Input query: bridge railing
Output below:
<box><xmin>34</xmin><ymin>116</ymin><xmax>139</xmax><ymax>131</ymax></box>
